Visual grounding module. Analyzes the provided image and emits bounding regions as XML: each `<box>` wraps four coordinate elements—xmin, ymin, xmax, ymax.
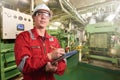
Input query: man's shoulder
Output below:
<box><xmin>16</xmin><ymin>30</ymin><xmax>31</xmax><ymax>39</ymax></box>
<box><xmin>18</xmin><ymin>30</ymin><xmax>30</xmax><ymax>36</ymax></box>
<box><xmin>48</xmin><ymin>35</ymin><xmax>59</xmax><ymax>43</ymax></box>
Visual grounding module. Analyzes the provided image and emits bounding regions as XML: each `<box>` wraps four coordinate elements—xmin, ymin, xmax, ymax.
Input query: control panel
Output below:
<box><xmin>1</xmin><ymin>7</ymin><xmax>33</xmax><ymax>39</ymax></box>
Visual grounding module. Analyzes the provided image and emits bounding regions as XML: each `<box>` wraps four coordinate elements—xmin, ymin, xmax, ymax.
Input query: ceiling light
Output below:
<box><xmin>20</xmin><ymin>0</ymin><xmax>29</xmax><ymax>4</ymax></box>
<box><xmin>42</xmin><ymin>0</ymin><xmax>49</xmax><ymax>3</ymax></box>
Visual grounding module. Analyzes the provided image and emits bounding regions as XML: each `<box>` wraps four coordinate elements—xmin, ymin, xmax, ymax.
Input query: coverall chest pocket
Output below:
<box><xmin>30</xmin><ymin>45</ymin><xmax>41</xmax><ymax>56</ymax></box>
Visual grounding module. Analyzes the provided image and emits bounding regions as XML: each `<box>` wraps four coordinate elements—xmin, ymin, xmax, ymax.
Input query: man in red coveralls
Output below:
<box><xmin>14</xmin><ymin>3</ymin><xmax>66</xmax><ymax>80</ymax></box>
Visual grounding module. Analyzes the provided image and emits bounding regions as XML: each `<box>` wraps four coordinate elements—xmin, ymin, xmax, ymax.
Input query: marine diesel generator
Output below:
<box><xmin>82</xmin><ymin>22</ymin><xmax>120</xmax><ymax>70</ymax></box>
<box><xmin>79</xmin><ymin>0</ymin><xmax>120</xmax><ymax>70</ymax></box>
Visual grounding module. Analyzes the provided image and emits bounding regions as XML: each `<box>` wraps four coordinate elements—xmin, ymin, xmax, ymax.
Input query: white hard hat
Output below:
<box><xmin>32</xmin><ymin>4</ymin><xmax>52</xmax><ymax>16</ymax></box>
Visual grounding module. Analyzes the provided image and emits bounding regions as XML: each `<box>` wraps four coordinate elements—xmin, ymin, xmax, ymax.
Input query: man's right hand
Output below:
<box><xmin>45</xmin><ymin>62</ymin><xmax>58</xmax><ymax>72</ymax></box>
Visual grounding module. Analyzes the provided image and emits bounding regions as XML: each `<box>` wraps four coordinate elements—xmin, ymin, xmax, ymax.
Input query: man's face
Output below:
<box><xmin>33</xmin><ymin>10</ymin><xmax>51</xmax><ymax>29</ymax></box>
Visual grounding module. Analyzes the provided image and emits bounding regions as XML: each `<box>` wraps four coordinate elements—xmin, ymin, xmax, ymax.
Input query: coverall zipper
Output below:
<box><xmin>42</xmin><ymin>38</ymin><xmax>49</xmax><ymax>80</ymax></box>
<box><xmin>43</xmin><ymin>43</ymin><xmax>46</xmax><ymax>54</ymax></box>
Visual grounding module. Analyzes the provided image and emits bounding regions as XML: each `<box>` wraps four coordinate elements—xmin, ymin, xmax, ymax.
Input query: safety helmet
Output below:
<box><xmin>32</xmin><ymin>4</ymin><xmax>52</xmax><ymax>17</ymax></box>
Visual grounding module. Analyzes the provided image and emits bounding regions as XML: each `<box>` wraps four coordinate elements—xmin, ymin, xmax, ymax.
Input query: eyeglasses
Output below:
<box><xmin>36</xmin><ymin>11</ymin><xmax>50</xmax><ymax>18</ymax></box>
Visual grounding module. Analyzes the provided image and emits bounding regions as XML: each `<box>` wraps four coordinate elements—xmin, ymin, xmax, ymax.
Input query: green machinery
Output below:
<box><xmin>80</xmin><ymin>0</ymin><xmax>120</xmax><ymax>70</ymax></box>
<box><xmin>0</xmin><ymin>40</ymin><xmax>20</xmax><ymax>80</ymax></box>
<box><xmin>82</xmin><ymin>22</ymin><xmax>120</xmax><ymax>69</ymax></box>
<box><xmin>47</xmin><ymin>23</ymin><xmax>80</xmax><ymax>51</ymax></box>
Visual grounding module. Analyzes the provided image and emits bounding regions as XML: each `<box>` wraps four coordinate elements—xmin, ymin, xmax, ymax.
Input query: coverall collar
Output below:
<box><xmin>32</xmin><ymin>27</ymin><xmax>52</xmax><ymax>39</ymax></box>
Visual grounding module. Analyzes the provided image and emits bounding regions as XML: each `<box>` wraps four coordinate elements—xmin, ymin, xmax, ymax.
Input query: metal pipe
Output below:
<box><xmin>59</xmin><ymin>0</ymin><xmax>87</xmax><ymax>25</ymax></box>
<box><xmin>58</xmin><ymin>0</ymin><xmax>71</xmax><ymax>16</ymax></box>
<box><xmin>30</xmin><ymin>0</ymin><xmax>34</xmax><ymax>15</ymax></box>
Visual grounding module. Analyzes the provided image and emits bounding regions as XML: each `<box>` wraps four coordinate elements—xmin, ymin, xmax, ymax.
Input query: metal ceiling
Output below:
<box><xmin>1</xmin><ymin>0</ymin><xmax>31</xmax><ymax>13</ymax></box>
<box><xmin>0</xmin><ymin>0</ymin><xmax>109</xmax><ymax>14</ymax></box>
<box><xmin>0</xmin><ymin>0</ymin><xmax>110</xmax><ymax>26</ymax></box>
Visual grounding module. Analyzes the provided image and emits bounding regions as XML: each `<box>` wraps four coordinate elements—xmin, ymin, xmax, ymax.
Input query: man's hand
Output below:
<box><xmin>45</xmin><ymin>62</ymin><xmax>58</xmax><ymax>72</ymax></box>
<box><xmin>47</xmin><ymin>48</ymin><xmax>65</xmax><ymax>60</ymax></box>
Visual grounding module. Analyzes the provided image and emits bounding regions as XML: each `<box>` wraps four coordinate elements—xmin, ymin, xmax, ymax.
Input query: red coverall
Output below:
<box><xmin>14</xmin><ymin>27</ymin><xmax>66</xmax><ymax>80</ymax></box>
